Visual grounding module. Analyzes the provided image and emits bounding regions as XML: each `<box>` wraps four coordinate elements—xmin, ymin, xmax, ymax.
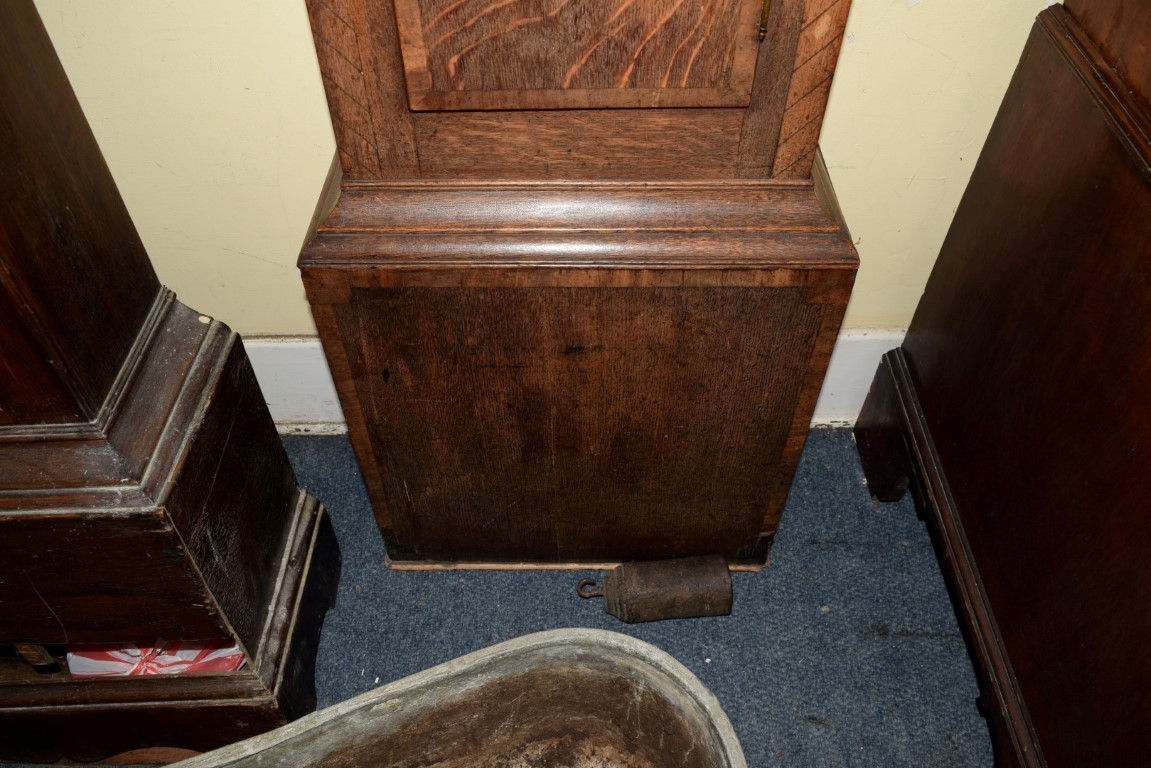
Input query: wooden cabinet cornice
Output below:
<box><xmin>302</xmin><ymin>0</ymin><xmax>858</xmax><ymax>567</ymax></box>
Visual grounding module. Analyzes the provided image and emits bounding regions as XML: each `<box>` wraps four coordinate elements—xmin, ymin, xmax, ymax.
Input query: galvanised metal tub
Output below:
<box><xmin>176</xmin><ymin>628</ymin><xmax>746</xmax><ymax>768</ymax></box>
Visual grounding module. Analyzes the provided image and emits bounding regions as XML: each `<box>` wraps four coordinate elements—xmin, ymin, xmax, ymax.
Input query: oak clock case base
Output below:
<box><xmin>301</xmin><ymin>0</ymin><xmax>858</xmax><ymax>568</ymax></box>
<box><xmin>301</xmin><ymin>177</ymin><xmax>856</xmax><ymax>568</ymax></box>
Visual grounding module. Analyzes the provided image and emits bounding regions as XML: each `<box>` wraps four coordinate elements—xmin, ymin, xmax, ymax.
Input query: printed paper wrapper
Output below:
<box><xmin>67</xmin><ymin>640</ymin><xmax>247</xmax><ymax>677</ymax></box>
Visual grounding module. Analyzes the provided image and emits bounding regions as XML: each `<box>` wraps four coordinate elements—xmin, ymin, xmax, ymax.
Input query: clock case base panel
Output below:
<box><xmin>302</xmin><ymin>175</ymin><xmax>856</xmax><ymax>568</ymax></box>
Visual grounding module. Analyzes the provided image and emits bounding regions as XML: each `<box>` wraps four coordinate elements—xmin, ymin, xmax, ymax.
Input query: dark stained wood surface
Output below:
<box><xmin>332</xmin><ymin>285</ymin><xmax>820</xmax><ymax>564</ymax></box>
<box><xmin>0</xmin><ymin>295</ymin><xmax>81</xmax><ymax>426</ymax></box>
<box><xmin>305</xmin><ymin>0</ymin><xmax>852</xmax><ymax>179</ymax></box>
<box><xmin>0</xmin><ymin>498</ymin><xmax>338</xmax><ymax>764</ymax></box>
<box><xmin>0</xmin><ymin>2</ymin><xmax>340</xmax><ymax>758</ymax></box>
<box><xmin>854</xmin><ymin>351</ymin><xmax>1038</xmax><ymax>768</ymax></box>
<box><xmin>1064</xmin><ymin>0</ymin><xmax>1151</xmax><ymax>105</ymax></box>
<box><xmin>0</xmin><ymin>510</ymin><xmax>229</xmax><ymax>644</ymax></box>
<box><xmin>0</xmin><ymin>701</ymin><xmax>287</xmax><ymax>764</ymax></box>
<box><xmin>162</xmin><ymin>338</ymin><xmax>303</xmax><ymax>659</ymax></box>
<box><xmin>394</xmin><ymin>0</ymin><xmax>761</xmax><ymax>110</ymax></box>
<box><xmin>0</xmin><ymin>304</ymin><xmax>309</xmax><ymax>652</ymax></box>
<box><xmin>0</xmin><ymin>293</ymin><xmax>194</xmax><ymax>498</ymax></box>
<box><xmin>302</xmin><ymin>180</ymin><xmax>855</xmax><ymax>566</ymax></box>
<box><xmin>857</xmin><ymin>6</ymin><xmax>1151</xmax><ymax>766</ymax></box>
<box><xmin>0</xmin><ymin>0</ymin><xmax>160</xmax><ymax>425</ymax></box>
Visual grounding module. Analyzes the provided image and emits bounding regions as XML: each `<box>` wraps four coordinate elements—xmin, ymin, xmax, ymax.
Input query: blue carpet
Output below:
<box><xmin>281</xmin><ymin>428</ymin><xmax>992</xmax><ymax>767</ymax></box>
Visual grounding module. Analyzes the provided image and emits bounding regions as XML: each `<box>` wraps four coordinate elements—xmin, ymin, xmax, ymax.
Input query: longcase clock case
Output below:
<box><xmin>301</xmin><ymin>0</ymin><xmax>858</xmax><ymax>567</ymax></box>
<box><xmin>0</xmin><ymin>3</ymin><xmax>338</xmax><ymax>761</ymax></box>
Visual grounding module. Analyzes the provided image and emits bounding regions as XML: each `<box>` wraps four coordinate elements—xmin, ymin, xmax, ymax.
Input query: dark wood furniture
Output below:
<box><xmin>0</xmin><ymin>2</ymin><xmax>338</xmax><ymax>761</ymax></box>
<box><xmin>854</xmin><ymin>3</ymin><xmax>1151</xmax><ymax>766</ymax></box>
<box><xmin>301</xmin><ymin>0</ymin><xmax>858</xmax><ymax>568</ymax></box>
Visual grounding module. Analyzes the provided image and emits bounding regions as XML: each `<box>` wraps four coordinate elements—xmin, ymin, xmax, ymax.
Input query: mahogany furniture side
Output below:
<box><xmin>855</xmin><ymin>4</ymin><xmax>1151</xmax><ymax>766</ymax></box>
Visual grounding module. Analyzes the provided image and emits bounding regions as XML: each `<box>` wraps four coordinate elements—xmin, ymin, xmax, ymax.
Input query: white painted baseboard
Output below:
<box><xmin>244</xmin><ymin>337</ymin><xmax>346</xmax><ymax>434</ymax></box>
<box><xmin>244</xmin><ymin>329</ymin><xmax>905</xmax><ymax>434</ymax></box>
<box><xmin>811</xmin><ymin>328</ymin><xmax>905</xmax><ymax>426</ymax></box>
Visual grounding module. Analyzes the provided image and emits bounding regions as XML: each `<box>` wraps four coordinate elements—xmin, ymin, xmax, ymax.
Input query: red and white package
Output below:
<box><xmin>66</xmin><ymin>640</ymin><xmax>246</xmax><ymax>677</ymax></box>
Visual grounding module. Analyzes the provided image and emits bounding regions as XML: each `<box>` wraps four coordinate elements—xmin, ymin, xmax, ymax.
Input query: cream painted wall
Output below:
<box><xmin>34</xmin><ymin>0</ymin><xmax>1055</xmax><ymax>334</ymax></box>
<box><xmin>823</xmin><ymin>0</ymin><xmax>1055</xmax><ymax>327</ymax></box>
<box><xmin>34</xmin><ymin>0</ymin><xmax>336</xmax><ymax>334</ymax></box>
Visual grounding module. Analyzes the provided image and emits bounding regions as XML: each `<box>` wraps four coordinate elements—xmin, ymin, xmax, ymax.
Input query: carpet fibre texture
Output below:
<box><xmin>2</xmin><ymin>428</ymin><xmax>991</xmax><ymax>767</ymax></box>
<box><xmin>280</xmin><ymin>428</ymin><xmax>992</xmax><ymax>767</ymax></box>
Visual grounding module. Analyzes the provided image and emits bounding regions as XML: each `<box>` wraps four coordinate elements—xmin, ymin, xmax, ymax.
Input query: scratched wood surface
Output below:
<box><xmin>1064</xmin><ymin>0</ymin><xmax>1151</xmax><ymax>104</ymax></box>
<box><xmin>394</xmin><ymin>0</ymin><xmax>761</xmax><ymax>110</ymax></box>
<box><xmin>305</xmin><ymin>0</ymin><xmax>853</xmax><ymax>178</ymax></box>
<box><xmin>0</xmin><ymin>0</ymin><xmax>160</xmax><ymax>424</ymax></box>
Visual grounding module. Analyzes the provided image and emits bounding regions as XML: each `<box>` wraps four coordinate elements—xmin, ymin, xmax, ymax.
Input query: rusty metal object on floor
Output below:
<box><xmin>578</xmin><ymin>555</ymin><xmax>733</xmax><ymax>623</ymax></box>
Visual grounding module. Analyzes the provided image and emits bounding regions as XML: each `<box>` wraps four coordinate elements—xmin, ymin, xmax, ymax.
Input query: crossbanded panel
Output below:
<box><xmin>394</xmin><ymin>0</ymin><xmax>763</xmax><ymax>110</ymax></box>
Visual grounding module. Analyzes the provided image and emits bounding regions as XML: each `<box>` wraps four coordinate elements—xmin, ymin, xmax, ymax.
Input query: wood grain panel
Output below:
<box><xmin>334</xmin><ymin>286</ymin><xmax>821</xmax><ymax>564</ymax></box>
<box><xmin>394</xmin><ymin>0</ymin><xmax>762</xmax><ymax>110</ymax></box>
<box><xmin>412</xmin><ymin>110</ymin><xmax>745</xmax><ymax>178</ymax></box>
<box><xmin>771</xmin><ymin>0</ymin><xmax>851</xmax><ymax>177</ymax></box>
<box><xmin>162</xmin><ymin>339</ymin><xmax>302</xmax><ymax>661</ymax></box>
<box><xmin>736</xmin><ymin>0</ymin><xmax>807</xmax><ymax>175</ymax></box>
<box><xmin>306</xmin><ymin>0</ymin><xmax>418</xmax><ymax>176</ymax></box>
